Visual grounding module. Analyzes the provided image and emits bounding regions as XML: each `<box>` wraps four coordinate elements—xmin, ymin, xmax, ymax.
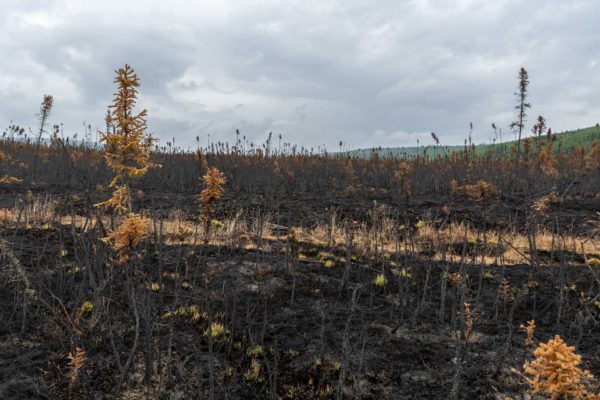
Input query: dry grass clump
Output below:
<box><xmin>0</xmin><ymin>175</ymin><xmax>22</xmax><ymax>184</ymax></box>
<box><xmin>532</xmin><ymin>192</ymin><xmax>558</xmax><ymax>214</ymax></box>
<box><xmin>413</xmin><ymin>220</ymin><xmax>503</xmax><ymax>258</ymax></box>
<box><xmin>451</xmin><ymin>179</ymin><xmax>500</xmax><ymax>201</ymax></box>
<box><xmin>522</xmin><ymin>335</ymin><xmax>598</xmax><ymax>399</ymax></box>
<box><xmin>14</xmin><ymin>192</ymin><xmax>56</xmax><ymax>228</ymax></box>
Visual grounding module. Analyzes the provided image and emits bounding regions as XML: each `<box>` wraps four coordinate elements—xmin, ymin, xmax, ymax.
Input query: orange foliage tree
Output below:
<box><xmin>199</xmin><ymin>167</ymin><xmax>226</xmax><ymax>243</ymax></box>
<box><xmin>523</xmin><ymin>335</ymin><xmax>598</xmax><ymax>399</ymax></box>
<box><xmin>96</xmin><ymin>64</ymin><xmax>158</xmax><ymax>213</ymax></box>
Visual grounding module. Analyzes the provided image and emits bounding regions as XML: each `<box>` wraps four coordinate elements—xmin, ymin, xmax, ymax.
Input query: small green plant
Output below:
<box><xmin>282</xmin><ymin>385</ymin><xmax>306</xmax><ymax>400</ymax></box>
<box><xmin>415</xmin><ymin>220</ymin><xmax>425</xmax><ymax>229</ymax></box>
<box><xmin>224</xmin><ymin>366</ymin><xmax>235</xmax><ymax>380</ymax></box>
<box><xmin>161</xmin><ymin>305</ymin><xmax>204</xmax><ymax>322</ymax></box>
<box><xmin>68</xmin><ymin>266</ymin><xmax>82</xmax><ymax>274</ymax></box>
<box><xmin>374</xmin><ymin>274</ymin><xmax>387</xmax><ymax>287</ymax></box>
<box><xmin>204</xmin><ymin>321</ymin><xmax>228</xmax><ymax>340</ymax></box>
<box><xmin>332</xmin><ymin>361</ymin><xmax>342</xmax><ymax>374</ymax></box>
<box><xmin>323</xmin><ymin>260</ymin><xmax>335</xmax><ymax>268</ymax></box>
<box><xmin>210</xmin><ymin>219</ymin><xmax>224</xmax><ymax>228</ymax></box>
<box><xmin>392</xmin><ymin>268</ymin><xmax>412</xmax><ymax>279</ymax></box>
<box><xmin>162</xmin><ymin>272</ymin><xmax>179</xmax><ymax>281</ymax></box>
<box><xmin>247</xmin><ymin>345</ymin><xmax>263</xmax><ymax>358</ymax></box>
<box><xmin>79</xmin><ymin>301</ymin><xmax>94</xmax><ymax>315</ymax></box>
<box><xmin>283</xmin><ymin>349</ymin><xmax>300</xmax><ymax>360</ymax></box>
<box><xmin>311</xmin><ymin>238</ymin><xmax>328</xmax><ymax>248</ymax></box>
<box><xmin>317</xmin><ymin>251</ymin><xmax>334</xmax><ymax>260</ymax></box>
<box><xmin>117</xmin><ymin>326</ymin><xmax>135</xmax><ymax>338</ymax></box>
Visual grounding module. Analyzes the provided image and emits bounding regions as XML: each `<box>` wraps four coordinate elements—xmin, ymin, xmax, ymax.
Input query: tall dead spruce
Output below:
<box><xmin>510</xmin><ymin>67</ymin><xmax>531</xmax><ymax>161</ymax></box>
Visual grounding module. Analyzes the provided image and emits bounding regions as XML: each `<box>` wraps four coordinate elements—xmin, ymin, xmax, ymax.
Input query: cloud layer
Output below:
<box><xmin>2</xmin><ymin>0</ymin><xmax>599</xmax><ymax>150</ymax></box>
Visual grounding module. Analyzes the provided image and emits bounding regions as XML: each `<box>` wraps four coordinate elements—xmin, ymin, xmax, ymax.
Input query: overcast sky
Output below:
<box><xmin>1</xmin><ymin>0</ymin><xmax>599</xmax><ymax>150</ymax></box>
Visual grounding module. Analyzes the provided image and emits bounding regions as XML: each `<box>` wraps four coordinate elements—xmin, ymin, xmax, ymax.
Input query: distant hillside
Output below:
<box><xmin>346</xmin><ymin>125</ymin><xmax>600</xmax><ymax>159</ymax></box>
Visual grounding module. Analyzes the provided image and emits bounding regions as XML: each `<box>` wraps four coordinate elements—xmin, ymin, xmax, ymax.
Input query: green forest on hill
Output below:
<box><xmin>347</xmin><ymin>124</ymin><xmax>600</xmax><ymax>159</ymax></box>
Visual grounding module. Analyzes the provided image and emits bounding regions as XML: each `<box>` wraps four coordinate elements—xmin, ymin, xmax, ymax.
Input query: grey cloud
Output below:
<box><xmin>1</xmin><ymin>0</ymin><xmax>600</xmax><ymax>150</ymax></box>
